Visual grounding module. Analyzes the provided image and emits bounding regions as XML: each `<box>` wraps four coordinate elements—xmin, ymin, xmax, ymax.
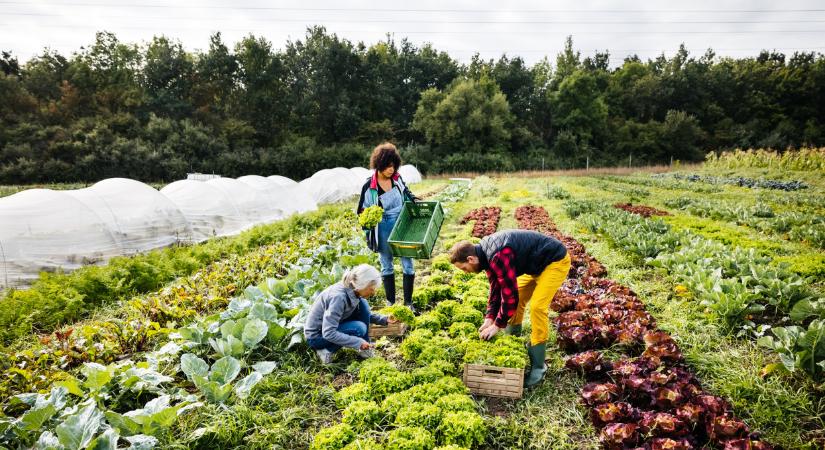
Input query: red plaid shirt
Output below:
<box><xmin>484</xmin><ymin>247</ymin><xmax>519</xmax><ymax>328</ymax></box>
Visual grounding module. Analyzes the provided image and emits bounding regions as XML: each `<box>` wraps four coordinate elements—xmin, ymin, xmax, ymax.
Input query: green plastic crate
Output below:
<box><xmin>388</xmin><ymin>201</ymin><xmax>444</xmax><ymax>259</ymax></box>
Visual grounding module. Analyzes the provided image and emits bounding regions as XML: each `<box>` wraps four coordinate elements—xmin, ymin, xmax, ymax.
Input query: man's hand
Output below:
<box><xmin>478</xmin><ymin>318</ymin><xmax>494</xmax><ymax>333</ymax></box>
<box><xmin>387</xmin><ymin>316</ymin><xmax>399</xmax><ymax>324</ymax></box>
<box><xmin>479</xmin><ymin>325</ymin><xmax>500</xmax><ymax>341</ymax></box>
<box><xmin>359</xmin><ymin>341</ymin><xmax>372</xmax><ymax>350</ymax></box>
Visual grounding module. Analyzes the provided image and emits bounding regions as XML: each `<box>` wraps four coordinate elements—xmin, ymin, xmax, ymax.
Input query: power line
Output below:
<box><xmin>5</xmin><ymin>13</ymin><xmax>825</xmax><ymax>25</ymax></box>
<box><xmin>1</xmin><ymin>22</ymin><xmax>823</xmax><ymax>34</ymax></box>
<box><xmin>2</xmin><ymin>2</ymin><xmax>825</xmax><ymax>13</ymax></box>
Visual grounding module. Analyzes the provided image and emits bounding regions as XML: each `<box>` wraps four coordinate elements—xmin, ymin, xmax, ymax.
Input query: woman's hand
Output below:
<box><xmin>478</xmin><ymin>318</ymin><xmax>494</xmax><ymax>332</ymax></box>
<box><xmin>388</xmin><ymin>316</ymin><xmax>399</xmax><ymax>324</ymax></box>
<box><xmin>360</xmin><ymin>341</ymin><xmax>372</xmax><ymax>350</ymax></box>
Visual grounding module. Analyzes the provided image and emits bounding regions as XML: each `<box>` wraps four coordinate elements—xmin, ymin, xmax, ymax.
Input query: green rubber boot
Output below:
<box><xmin>504</xmin><ymin>324</ymin><xmax>522</xmax><ymax>336</ymax></box>
<box><xmin>524</xmin><ymin>343</ymin><xmax>547</xmax><ymax>388</ymax></box>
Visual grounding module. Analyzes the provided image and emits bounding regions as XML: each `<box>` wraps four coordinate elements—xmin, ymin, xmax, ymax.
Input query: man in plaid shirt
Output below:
<box><xmin>450</xmin><ymin>230</ymin><xmax>571</xmax><ymax>387</ymax></box>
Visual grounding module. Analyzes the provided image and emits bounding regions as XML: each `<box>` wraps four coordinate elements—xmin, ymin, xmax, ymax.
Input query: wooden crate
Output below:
<box><xmin>462</xmin><ymin>364</ymin><xmax>524</xmax><ymax>399</ymax></box>
<box><xmin>369</xmin><ymin>322</ymin><xmax>407</xmax><ymax>339</ymax></box>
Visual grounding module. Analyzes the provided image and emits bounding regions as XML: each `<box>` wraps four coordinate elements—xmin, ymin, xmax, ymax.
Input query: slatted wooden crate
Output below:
<box><xmin>369</xmin><ymin>322</ymin><xmax>407</xmax><ymax>339</ymax></box>
<box><xmin>462</xmin><ymin>364</ymin><xmax>524</xmax><ymax>399</ymax></box>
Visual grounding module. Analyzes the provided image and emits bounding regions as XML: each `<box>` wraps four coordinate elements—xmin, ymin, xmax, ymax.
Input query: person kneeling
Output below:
<box><xmin>304</xmin><ymin>264</ymin><xmax>398</xmax><ymax>365</ymax></box>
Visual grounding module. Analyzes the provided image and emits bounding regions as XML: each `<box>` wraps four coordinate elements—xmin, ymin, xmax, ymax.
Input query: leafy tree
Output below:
<box><xmin>412</xmin><ymin>77</ymin><xmax>514</xmax><ymax>154</ymax></box>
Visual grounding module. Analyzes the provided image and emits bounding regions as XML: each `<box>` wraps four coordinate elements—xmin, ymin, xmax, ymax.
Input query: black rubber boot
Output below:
<box><xmin>382</xmin><ymin>275</ymin><xmax>396</xmax><ymax>306</ymax></box>
<box><xmin>403</xmin><ymin>274</ymin><xmax>417</xmax><ymax>314</ymax></box>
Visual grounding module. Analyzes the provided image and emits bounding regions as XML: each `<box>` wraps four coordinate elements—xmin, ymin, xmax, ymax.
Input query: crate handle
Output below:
<box><xmin>394</xmin><ymin>244</ymin><xmax>418</xmax><ymax>249</ymax></box>
<box><xmin>482</xmin><ymin>368</ymin><xmax>505</xmax><ymax>378</ymax></box>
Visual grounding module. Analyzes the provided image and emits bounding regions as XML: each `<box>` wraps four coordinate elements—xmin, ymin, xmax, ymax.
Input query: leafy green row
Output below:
<box><xmin>565</xmin><ymin>200</ymin><xmax>825</xmax><ymax>380</ymax></box>
<box><xmin>663</xmin><ymin>197</ymin><xmax>825</xmax><ymax>249</ymax></box>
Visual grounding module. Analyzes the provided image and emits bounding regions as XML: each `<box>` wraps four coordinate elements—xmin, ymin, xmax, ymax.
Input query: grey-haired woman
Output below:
<box><xmin>303</xmin><ymin>264</ymin><xmax>398</xmax><ymax>364</ymax></box>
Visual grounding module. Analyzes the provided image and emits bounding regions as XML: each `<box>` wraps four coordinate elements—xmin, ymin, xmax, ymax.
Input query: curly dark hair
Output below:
<box><xmin>370</xmin><ymin>142</ymin><xmax>402</xmax><ymax>172</ymax></box>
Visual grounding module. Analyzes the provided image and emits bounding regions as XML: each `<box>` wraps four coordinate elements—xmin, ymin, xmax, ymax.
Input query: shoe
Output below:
<box><xmin>315</xmin><ymin>348</ymin><xmax>333</xmax><ymax>365</ymax></box>
<box><xmin>356</xmin><ymin>348</ymin><xmax>374</xmax><ymax>359</ymax></box>
<box><xmin>524</xmin><ymin>343</ymin><xmax>547</xmax><ymax>387</ymax></box>
<box><xmin>403</xmin><ymin>273</ymin><xmax>417</xmax><ymax>314</ymax></box>
<box><xmin>505</xmin><ymin>324</ymin><xmax>522</xmax><ymax>336</ymax></box>
<box><xmin>382</xmin><ymin>275</ymin><xmax>396</xmax><ymax>306</ymax></box>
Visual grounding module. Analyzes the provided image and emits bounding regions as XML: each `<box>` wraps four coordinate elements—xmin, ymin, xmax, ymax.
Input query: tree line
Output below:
<box><xmin>1</xmin><ymin>28</ymin><xmax>823</xmax><ymax>183</ymax></box>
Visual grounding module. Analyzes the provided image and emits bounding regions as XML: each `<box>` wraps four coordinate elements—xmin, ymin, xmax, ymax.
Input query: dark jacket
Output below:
<box><xmin>356</xmin><ymin>172</ymin><xmax>416</xmax><ymax>215</ymax></box>
<box><xmin>477</xmin><ymin>230</ymin><xmax>567</xmax><ymax>276</ymax></box>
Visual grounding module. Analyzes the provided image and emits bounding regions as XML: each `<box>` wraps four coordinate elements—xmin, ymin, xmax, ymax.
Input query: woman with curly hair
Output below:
<box><xmin>356</xmin><ymin>142</ymin><xmax>418</xmax><ymax>312</ymax></box>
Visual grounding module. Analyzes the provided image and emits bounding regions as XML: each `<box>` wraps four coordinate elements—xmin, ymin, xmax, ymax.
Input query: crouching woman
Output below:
<box><xmin>304</xmin><ymin>264</ymin><xmax>398</xmax><ymax>364</ymax></box>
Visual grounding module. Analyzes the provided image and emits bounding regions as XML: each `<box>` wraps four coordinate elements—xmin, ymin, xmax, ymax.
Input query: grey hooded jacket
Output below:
<box><xmin>303</xmin><ymin>282</ymin><xmax>388</xmax><ymax>349</ymax></box>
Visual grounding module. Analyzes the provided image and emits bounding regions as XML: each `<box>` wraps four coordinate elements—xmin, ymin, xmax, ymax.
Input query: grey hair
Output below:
<box><xmin>342</xmin><ymin>264</ymin><xmax>381</xmax><ymax>292</ymax></box>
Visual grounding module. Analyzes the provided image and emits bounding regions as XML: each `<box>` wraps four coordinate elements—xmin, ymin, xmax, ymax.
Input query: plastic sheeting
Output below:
<box><xmin>299</xmin><ymin>167</ymin><xmax>364</xmax><ymax>204</ymax></box>
<box><xmin>0</xmin><ymin>166</ymin><xmax>411</xmax><ymax>290</ymax></box>
<box><xmin>349</xmin><ymin>167</ymin><xmax>372</xmax><ymax>183</ymax></box>
<box><xmin>160</xmin><ymin>180</ymin><xmax>248</xmax><ymax>241</ymax></box>
<box><xmin>266</xmin><ymin>175</ymin><xmax>298</xmax><ymax>187</ymax></box>
<box><xmin>237</xmin><ymin>175</ymin><xmax>311</xmax><ymax>217</ymax></box>
<box><xmin>206</xmin><ymin>178</ymin><xmax>282</xmax><ymax>226</ymax></box>
<box><xmin>66</xmin><ymin>178</ymin><xmax>192</xmax><ymax>254</ymax></box>
<box><xmin>399</xmin><ymin>165</ymin><xmax>423</xmax><ymax>184</ymax></box>
<box><xmin>0</xmin><ymin>189</ymin><xmax>122</xmax><ymax>287</ymax></box>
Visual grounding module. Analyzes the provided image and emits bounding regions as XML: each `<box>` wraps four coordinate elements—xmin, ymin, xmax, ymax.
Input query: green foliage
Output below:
<box><xmin>334</xmin><ymin>383</ymin><xmax>371</xmax><ymax>409</ymax></box>
<box><xmin>311</xmin><ymin>423</ymin><xmax>356</xmax><ymax>450</ymax></box>
<box><xmin>342</xmin><ymin>438</ymin><xmax>383</xmax><ymax>450</ymax></box>
<box><xmin>414</xmin><ymin>313</ymin><xmax>444</xmax><ymax>333</ymax></box>
<box><xmin>545</xmin><ymin>184</ymin><xmax>571</xmax><ymax>200</ymax></box>
<box><xmin>438</xmin><ymin>411</ymin><xmax>487</xmax><ymax>448</ymax></box>
<box><xmin>705</xmin><ymin>148</ymin><xmax>825</xmax><ymax>171</ymax></box>
<box><xmin>451</xmin><ymin>306</ymin><xmax>484</xmax><ymax>327</ymax></box>
<box><xmin>563</xmin><ymin>199</ymin><xmax>603</xmax><ymax>218</ymax></box>
<box><xmin>341</xmin><ymin>401</ymin><xmax>384</xmax><ymax>432</ymax></box>
<box><xmin>377</xmin><ymin>305</ymin><xmax>415</xmax><ymax>326</ymax></box>
<box><xmin>758</xmin><ymin>320</ymin><xmax>825</xmax><ymax>380</ymax></box>
<box><xmin>448</xmin><ymin>322</ymin><xmax>476</xmax><ymax>339</ymax></box>
<box><xmin>413</xmin><ymin>285</ymin><xmax>455</xmax><ymax>309</ymax></box>
<box><xmin>358</xmin><ymin>359</ymin><xmax>414</xmax><ymax>399</ymax></box>
<box><xmin>434</xmin><ymin>394</ymin><xmax>477</xmax><ymax>413</ymax></box>
<box><xmin>358</xmin><ymin>206</ymin><xmax>384</xmax><ymax>229</ymax></box>
<box><xmin>412</xmin><ymin>77</ymin><xmax>514</xmax><ymax>154</ymax></box>
<box><xmin>395</xmin><ymin>403</ymin><xmax>443</xmax><ymax>429</ymax></box>
<box><xmin>462</xmin><ymin>336</ymin><xmax>528</xmax><ymax>369</ymax></box>
<box><xmin>431</xmin><ymin>254</ymin><xmax>453</xmax><ymax>272</ymax></box>
<box><xmin>385</xmin><ymin>426</ymin><xmax>436</xmax><ymax>450</ymax></box>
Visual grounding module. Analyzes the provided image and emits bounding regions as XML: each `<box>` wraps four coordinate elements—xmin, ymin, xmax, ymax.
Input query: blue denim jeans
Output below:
<box><xmin>377</xmin><ymin>216</ymin><xmax>415</xmax><ymax>277</ymax></box>
<box><xmin>306</xmin><ymin>298</ymin><xmax>371</xmax><ymax>353</ymax></box>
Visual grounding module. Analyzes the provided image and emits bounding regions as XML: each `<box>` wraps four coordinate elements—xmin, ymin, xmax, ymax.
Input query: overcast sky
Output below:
<box><xmin>2</xmin><ymin>0</ymin><xmax>824</xmax><ymax>67</ymax></box>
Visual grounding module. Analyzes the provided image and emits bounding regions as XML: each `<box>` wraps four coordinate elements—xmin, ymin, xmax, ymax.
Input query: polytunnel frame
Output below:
<box><xmin>160</xmin><ymin>179</ymin><xmax>248</xmax><ymax>241</ymax></box>
<box><xmin>0</xmin><ymin>188</ymin><xmax>124</xmax><ymax>290</ymax></box>
<box><xmin>67</xmin><ymin>178</ymin><xmax>194</xmax><ymax>255</ymax></box>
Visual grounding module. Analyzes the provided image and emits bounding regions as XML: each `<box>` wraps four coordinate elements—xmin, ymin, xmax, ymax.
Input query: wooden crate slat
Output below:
<box><xmin>462</xmin><ymin>364</ymin><xmax>524</xmax><ymax>399</ymax></box>
<box><xmin>368</xmin><ymin>322</ymin><xmax>407</xmax><ymax>338</ymax></box>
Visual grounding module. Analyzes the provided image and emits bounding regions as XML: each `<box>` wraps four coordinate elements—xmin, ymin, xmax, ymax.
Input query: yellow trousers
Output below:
<box><xmin>510</xmin><ymin>253</ymin><xmax>571</xmax><ymax>345</ymax></box>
